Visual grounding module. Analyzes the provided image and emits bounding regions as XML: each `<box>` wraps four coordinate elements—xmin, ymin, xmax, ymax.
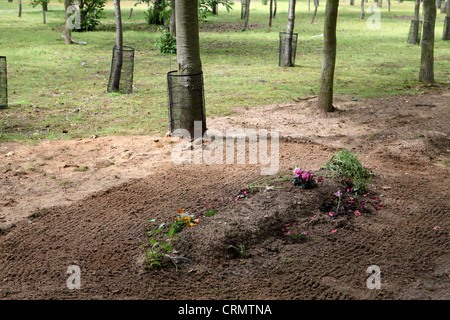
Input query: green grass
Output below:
<box><xmin>0</xmin><ymin>1</ymin><xmax>449</xmax><ymax>142</ymax></box>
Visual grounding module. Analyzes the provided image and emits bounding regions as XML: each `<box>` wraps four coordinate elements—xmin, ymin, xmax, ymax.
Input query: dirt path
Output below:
<box><xmin>0</xmin><ymin>89</ymin><xmax>448</xmax><ymax>300</ymax></box>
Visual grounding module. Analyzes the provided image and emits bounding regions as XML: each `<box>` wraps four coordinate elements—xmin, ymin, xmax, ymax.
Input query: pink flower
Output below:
<box><xmin>331</xmin><ymin>229</ymin><xmax>337</xmax><ymax>233</ymax></box>
<box><xmin>355</xmin><ymin>228</ymin><xmax>360</xmax><ymax>231</ymax></box>
<box><xmin>433</xmin><ymin>226</ymin><xmax>441</xmax><ymax>230</ymax></box>
<box><xmin>334</xmin><ymin>190</ymin><xmax>342</xmax><ymax>197</ymax></box>
<box><xmin>243</xmin><ymin>191</ymin><xmax>247</xmax><ymax>194</ymax></box>
<box><xmin>329</xmin><ymin>212</ymin><xmax>334</xmax><ymax>217</ymax></box>
<box><xmin>317</xmin><ymin>177</ymin><xmax>324</xmax><ymax>183</ymax></box>
<box><xmin>354</xmin><ymin>210</ymin><xmax>361</xmax><ymax>216</ymax></box>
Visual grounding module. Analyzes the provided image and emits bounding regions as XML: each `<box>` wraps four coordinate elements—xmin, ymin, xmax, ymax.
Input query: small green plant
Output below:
<box><xmin>74</xmin><ymin>166</ymin><xmax>89</xmax><ymax>172</ymax></box>
<box><xmin>155</xmin><ymin>28</ymin><xmax>177</xmax><ymax>54</ymax></box>
<box><xmin>322</xmin><ymin>149</ymin><xmax>372</xmax><ymax>192</ymax></box>
<box><xmin>141</xmin><ymin>219</ymin><xmax>176</xmax><ymax>270</ymax></box>
<box><xmin>229</xmin><ymin>244</ymin><xmax>248</xmax><ymax>257</ymax></box>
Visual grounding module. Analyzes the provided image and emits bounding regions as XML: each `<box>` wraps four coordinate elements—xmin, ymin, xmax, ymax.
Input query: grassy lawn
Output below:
<box><xmin>0</xmin><ymin>0</ymin><xmax>448</xmax><ymax>142</ymax></box>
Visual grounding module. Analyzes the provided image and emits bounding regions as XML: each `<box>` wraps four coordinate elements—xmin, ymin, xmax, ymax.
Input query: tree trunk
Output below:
<box><xmin>282</xmin><ymin>0</ymin><xmax>296</xmax><ymax>67</ymax></box>
<box><xmin>309</xmin><ymin>0</ymin><xmax>311</xmax><ymax>10</ymax></box>
<box><xmin>43</xmin><ymin>1</ymin><xmax>48</xmax><ymax>11</ymax></box>
<box><xmin>64</xmin><ymin>0</ymin><xmax>72</xmax><ymax>44</ymax></box>
<box><xmin>212</xmin><ymin>3</ymin><xmax>218</xmax><ymax>14</ymax></box>
<box><xmin>242</xmin><ymin>0</ymin><xmax>251</xmax><ymax>31</ymax></box>
<box><xmin>170</xmin><ymin>0</ymin><xmax>176</xmax><ymax>36</ymax></box>
<box><xmin>269</xmin><ymin>0</ymin><xmax>273</xmax><ymax>27</ymax></box>
<box><xmin>318</xmin><ymin>0</ymin><xmax>339</xmax><ymax>113</ymax></box>
<box><xmin>154</xmin><ymin>0</ymin><xmax>165</xmax><ymax>25</ymax></box>
<box><xmin>444</xmin><ymin>0</ymin><xmax>450</xmax><ymax>40</ymax></box>
<box><xmin>274</xmin><ymin>0</ymin><xmax>277</xmax><ymax>17</ymax></box>
<box><xmin>388</xmin><ymin>0</ymin><xmax>391</xmax><ymax>11</ymax></box>
<box><xmin>419</xmin><ymin>0</ymin><xmax>436</xmax><ymax>83</ymax></box>
<box><xmin>43</xmin><ymin>6</ymin><xmax>46</xmax><ymax>24</ymax></box>
<box><xmin>377</xmin><ymin>0</ymin><xmax>382</xmax><ymax>7</ymax></box>
<box><xmin>111</xmin><ymin>0</ymin><xmax>124</xmax><ymax>92</ymax></box>
<box><xmin>18</xmin><ymin>0</ymin><xmax>22</xmax><ymax>18</ymax></box>
<box><xmin>175</xmin><ymin>0</ymin><xmax>205</xmax><ymax>136</ymax></box>
<box><xmin>350</xmin><ymin>0</ymin><xmax>354</xmax><ymax>5</ymax></box>
<box><xmin>311</xmin><ymin>0</ymin><xmax>319</xmax><ymax>23</ymax></box>
<box><xmin>360</xmin><ymin>0</ymin><xmax>365</xmax><ymax>19</ymax></box>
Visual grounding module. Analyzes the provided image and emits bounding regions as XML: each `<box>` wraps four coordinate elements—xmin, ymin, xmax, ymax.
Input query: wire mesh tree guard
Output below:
<box><xmin>167</xmin><ymin>71</ymin><xmax>206</xmax><ymax>136</ymax></box>
<box><xmin>279</xmin><ymin>32</ymin><xmax>298</xmax><ymax>67</ymax></box>
<box><xmin>443</xmin><ymin>16</ymin><xmax>450</xmax><ymax>40</ymax></box>
<box><xmin>407</xmin><ymin>20</ymin><xmax>422</xmax><ymax>45</ymax></box>
<box><xmin>107</xmin><ymin>46</ymin><xmax>135</xmax><ymax>94</ymax></box>
<box><xmin>0</xmin><ymin>56</ymin><xmax>7</xmax><ymax>109</ymax></box>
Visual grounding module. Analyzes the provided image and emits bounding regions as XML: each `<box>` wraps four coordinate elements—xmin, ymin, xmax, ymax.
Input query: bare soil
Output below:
<box><xmin>0</xmin><ymin>88</ymin><xmax>449</xmax><ymax>300</ymax></box>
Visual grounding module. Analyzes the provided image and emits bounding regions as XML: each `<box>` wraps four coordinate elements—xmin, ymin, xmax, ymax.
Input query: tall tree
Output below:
<box><xmin>241</xmin><ymin>0</ymin><xmax>251</xmax><ymax>31</ymax></box>
<box><xmin>318</xmin><ymin>0</ymin><xmax>339</xmax><ymax>113</ymax></box>
<box><xmin>282</xmin><ymin>0</ymin><xmax>296</xmax><ymax>67</ymax></box>
<box><xmin>110</xmin><ymin>0</ymin><xmax>124</xmax><ymax>91</ymax></box>
<box><xmin>169</xmin><ymin>0</ymin><xmax>176</xmax><ymax>36</ymax></box>
<box><xmin>311</xmin><ymin>0</ymin><xmax>319</xmax><ymax>24</ymax></box>
<box><xmin>64</xmin><ymin>0</ymin><xmax>72</xmax><ymax>44</ymax></box>
<box><xmin>269</xmin><ymin>0</ymin><xmax>273</xmax><ymax>27</ymax></box>
<box><xmin>443</xmin><ymin>0</ymin><xmax>450</xmax><ymax>40</ymax></box>
<box><xmin>409</xmin><ymin>0</ymin><xmax>421</xmax><ymax>44</ymax></box>
<box><xmin>419</xmin><ymin>0</ymin><xmax>436</xmax><ymax>83</ymax></box>
<box><xmin>360</xmin><ymin>0</ymin><xmax>364</xmax><ymax>19</ymax></box>
<box><xmin>175</xmin><ymin>0</ymin><xmax>205</xmax><ymax>136</ymax></box>
<box><xmin>18</xmin><ymin>0</ymin><xmax>22</xmax><ymax>17</ymax></box>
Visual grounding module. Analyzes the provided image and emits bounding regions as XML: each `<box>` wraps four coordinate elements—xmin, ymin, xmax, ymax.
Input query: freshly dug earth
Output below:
<box><xmin>0</xmin><ymin>89</ymin><xmax>449</xmax><ymax>300</ymax></box>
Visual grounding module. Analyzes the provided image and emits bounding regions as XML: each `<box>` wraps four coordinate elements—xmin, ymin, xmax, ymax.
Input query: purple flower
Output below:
<box><xmin>334</xmin><ymin>190</ymin><xmax>342</xmax><ymax>197</ymax></box>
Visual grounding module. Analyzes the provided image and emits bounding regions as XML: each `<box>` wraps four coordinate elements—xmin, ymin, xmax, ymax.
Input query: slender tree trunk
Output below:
<box><xmin>175</xmin><ymin>0</ymin><xmax>204</xmax><ymax>136</ymax></box>
<box><xmin>318</xmin><ymin>0</ymin><xmax>339</xmax><ymax>113</ymax></box>
<box><xmin>153</xmin><ymin>0</ymin><xmax>165</xmax><ymax>25</ymax></box>
<box><xmin>282</xmin><ymin>0</ymin><xmax>296</xmax><ymax>67</ymax></box>
<box><xmin>212</xmin><ymin>3</ymin><xmax>218</xmax><ymax>14</ymax></box>
<box><xmin>242</xmin><ymin>0</ymin><xmax>251</xmax><ymax>31</ymax></box>
<box><xmin>419</xmin><ymin>0</ymin><xmax>436</xmax><ymax>83</ymax></box>
<box><xmin>444</xmin><ymin>0</ymin><xmax>450</xmax><ymax>40</ymax></box>
<box><xmin>269</xmin><ymin>0</ymin><xmax>273</xmax><ymax>27</ymax></box>
<box><xmin>274</xmin><ymin>0</ymin><xmax>277</xmax><ymax>17</ymax></box>
<box><xmin>311</xmin><ymin>0</ymin><xmax>319</xmax><ymax>23</ymax></box>
<box><xmin>388</xmin><ymin>0</ymin><xmax>391</xmax><ymax>11</ymax></box>
<box><xmin>18</xmin><ymin>0</ymin><xmax>22</xmax><ymax>17</ymax></box>
<box><xmin>360</xmin><ymin>0</ymin><xmax>365</xmax><ymax>19</ymax></box>
<box><xmin>43</xmin><ymin>6</ymin><xmax>47</xmax><ymax>24</ymax></box>
<box><xmin>410</xmin><ymin>0</ymin><xmax>421</xmax><ymax>44</ymax></box>
<box><xmin>111</xmin><ymin>0</ymin><xmax>123</xmax><ymax>92</ymax></box>
<box><xmin>378</xmin><ymin>0</ymin><xmax>383</xmax><ymax>7</ymax></box>
<box><xmin>170</xmin><ymin>0</ymin><xmax>176</xmax><ymax>36</ymax></box>
<box><xmin>309</xmin><ymin>0</ymin><xmax>311</xmax><ymax>10</ymax></box>
<box><xmin>64</xmin><ymin>0</ymin><xmax>72</xmax><ymax>44</ymax></box>
<box><xmin>350</xmin><ymin>0</ymin><xmax>354</xmax><ymax>5</ymax></box>
<box><xmin>43</xmin><ymin>1</ymin><xmax>48</xmax><ymax>11</ymax></box>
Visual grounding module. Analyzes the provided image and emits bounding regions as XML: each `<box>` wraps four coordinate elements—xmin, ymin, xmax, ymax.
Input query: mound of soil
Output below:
<box><xmin>0</xmin><ymin>91</ymin><xmax>448</xmax><ymax>300</ymax></box>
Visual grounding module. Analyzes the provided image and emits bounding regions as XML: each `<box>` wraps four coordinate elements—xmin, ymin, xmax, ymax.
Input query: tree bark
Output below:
<box><xmin>43</xmin><ymin>6</ymin><xmax>46</xmax><ymax>24</ymax></box>
<box><xmin>282</xmin><ymin>0</ymin><xmax>296</xmax><ymax>67</ymax></box>
<box><xmin>444</xmin><ymin>0</ymin><xmax>450</xmax><ymax>40</ymax></box>
<box><xmin>170</xmin><ymin>0</ymin><xmax>176</xmax><ymax>36</ymax></box>
<box><xmin>174</xmin><ymin>0</ymin><xmax>205</xmax><ymax>136</ymax></box>
<box><xmin>360</xmin><ymin>0</ymin><xmax>365</xmax><ymax>19</ymax></box>
<box><xmin>419</xmin><ymin>0</ymin><xmax>436</xmax><ymax>83</ymax></box>
<box><xmin>269</xmin><ymin>0</ymin><xmax>273</xmax><ymax>27</ymax></box>
<box><xmin>318</xmin><ymin>0</ymin><xmax>339</xmax><ymax>113</ymax></box>
<box><xmin>64</xmin><ymin>0</ymin><xmax>72</xmax><ymax>44</ymax></box>
<box><xmin>18</xmin><ymin>0</ymin><xmax>22</xmax><ymax>18</ymax></box>
<box><xmin>242</xmin><ymin>0</ymin><xmax>251</xmax><ymax>31</ymax></box>
<box><xmin>273</xmin><ymin>0</ymin><xmax>277</xmax><ymax>17</ymax></box>
<box><xmin>311</xmin><ymin>0</ymin><xmax>319</xmax><ymax>23</ymax></box>
<box><xmin>111</xmin><ymin>0</ymin><xmax>124</xmax><ymax>92</ymax></box>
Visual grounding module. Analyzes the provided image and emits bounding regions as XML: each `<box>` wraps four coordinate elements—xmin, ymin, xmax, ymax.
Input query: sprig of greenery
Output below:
<box><xmin>322</xmin><ymin>149</ymin><xmax>372</xmax><ymax>192</ymax></box>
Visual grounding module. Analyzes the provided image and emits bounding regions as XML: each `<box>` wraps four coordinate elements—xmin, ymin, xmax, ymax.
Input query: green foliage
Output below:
<box><xmin>141</xmin><ymin>219</ymin><xmax>176</xmax><ymax>270</ymax></box>
<box><xmin>77</xmin><ymin>0</ymin><xmax>107</xmax><ymax>31</ymax></box>
<box><xmin>229</xmin><ymin>244</ymin><xmax>248</xmax><ymax>257</ymax></box>
<box><xmin>199</xmin><ymin>0</ymin><xmax>234</xmax><ymax>21</ymax></box>
<box><xmin>143</xmin><ymin>0</ymin><xmax>170</xmax><ymax>25</ymax></box>
<box><xmin>155</xmin><ymin>28</ymin><xmax>176</xmax><ymax>54</ymax></box>
<box><xmin>30</xmin><ymin>0</ymin><xmax>50</xmax><ymax>9</ymax></box>
<box><xmin>322</xmin><ymin>149</ymin><xmax>372</xmax><ymax>192</ymax></box>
